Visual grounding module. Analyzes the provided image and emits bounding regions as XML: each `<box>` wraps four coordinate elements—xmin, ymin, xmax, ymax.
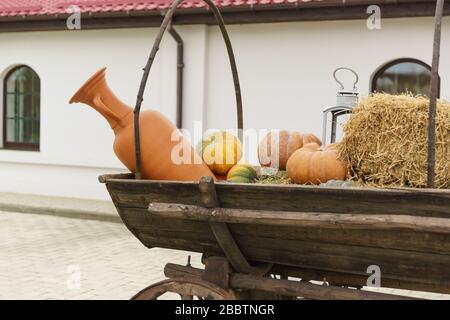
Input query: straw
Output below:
<box><xmin>338</xmin><ymin>93</ymin><xmax>450</xmax><ymax>189</ymax></box>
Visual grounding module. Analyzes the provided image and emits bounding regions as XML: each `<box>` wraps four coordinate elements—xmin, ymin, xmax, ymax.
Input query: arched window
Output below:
<box><xmin>3</xmin><ymin>66</ymin><xmax>40</xmax><ymax>151</ymax></box>
<box><xmin>371</xmin><ymin>59</ymin><xmax>438</xmax><ymax>97</ymax></box>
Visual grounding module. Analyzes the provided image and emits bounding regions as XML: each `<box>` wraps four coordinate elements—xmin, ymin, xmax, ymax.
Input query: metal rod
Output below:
<box><xmin>427</xmin><ymin>0</ymin><xmax>445</xmax><ymax>188</ymax></box>
<box><xmin>133</xmin><ymin>0</ymin><xmax>182</xmax><ymax>179</ymax></box>
<box><xmin>133</xmin><ymin>0</ymin><xmax>243</xmax><ymax>179</ymax></box>
<box><xmin>168</xmin><ymin>23</ymin><xmax>184</xmax><ymax>129</ymax></box>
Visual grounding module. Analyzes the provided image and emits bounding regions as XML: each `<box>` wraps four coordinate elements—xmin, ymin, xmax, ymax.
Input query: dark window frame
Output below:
<box><xmin>2</xmin><ymin>65</ymin><xmax>40</xmax><ymax>151</ymax></box>
<box><xmin>371</xmin><ymin>58</ymin><xmax>440</xmax><ymax>98</ymax></box>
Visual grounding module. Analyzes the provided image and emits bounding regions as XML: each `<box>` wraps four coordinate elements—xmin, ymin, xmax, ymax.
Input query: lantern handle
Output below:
<box><xmin>333</xmin><ymin>67</ymin><xmax>359</xmax><ymax>91</ymax></box>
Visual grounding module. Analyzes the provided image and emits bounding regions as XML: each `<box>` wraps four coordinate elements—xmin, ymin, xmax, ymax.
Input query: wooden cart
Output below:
<box><xmin>100</xmin><ymin>0</ymin><xmax>449</xmax><ymax>300</ymax></box>
<box><xmin>99</xmin><ymin>173</ymin><xmax>450</xmax><ymax>299</ymax></box>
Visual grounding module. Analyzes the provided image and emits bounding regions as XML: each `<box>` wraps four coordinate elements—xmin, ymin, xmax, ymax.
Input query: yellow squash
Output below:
<box><xmin>199</xmin><ymin>132</ymin><xmax>242</xmax><ymax>176</ymax></box>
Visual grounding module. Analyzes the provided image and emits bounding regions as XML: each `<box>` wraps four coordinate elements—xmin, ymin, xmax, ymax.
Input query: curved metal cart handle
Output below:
<box><xmin>133</xmin><ymin>0</ymin><xmax>244</xmax><ymax>180</ymax></box>
<box><xmin>333</xmin><ymin>67</ymin><xmax>359</xmax><ymax>91</ymax></box>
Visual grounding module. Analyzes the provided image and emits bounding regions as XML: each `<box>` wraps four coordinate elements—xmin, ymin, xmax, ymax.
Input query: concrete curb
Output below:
<box><xmin>0</xmin><ymin>192</ymin><xmax>121</xmax><ymax>223</ymax></box>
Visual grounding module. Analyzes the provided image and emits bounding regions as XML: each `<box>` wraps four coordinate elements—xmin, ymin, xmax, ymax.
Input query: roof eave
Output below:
<box><xmin>0</xmin><ymin>0</ymin><xmax>431</xmax><ymax>22</ymax></box>
<box><xmin>0</xmin><ymin>1</ymin><xmax>446</xmax><ymax>32</ymax></box>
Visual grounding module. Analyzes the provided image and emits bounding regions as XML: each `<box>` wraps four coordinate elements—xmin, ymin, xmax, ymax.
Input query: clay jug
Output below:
<box><xmin>69</xmin><ymin>67</ymin><xmax>215</xmax><ymax>181</ymax></box>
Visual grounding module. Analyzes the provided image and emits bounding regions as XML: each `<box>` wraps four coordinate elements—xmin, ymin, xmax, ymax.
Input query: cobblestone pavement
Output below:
<box><xmin>0</xmin><ymin>211</ymin><xmax>448</xmax><ymax>300</ymax></box>
<box><xmin>0</xmin><ymin>211</ymin><xmax>201</xmax><ymax>300</ymax></box>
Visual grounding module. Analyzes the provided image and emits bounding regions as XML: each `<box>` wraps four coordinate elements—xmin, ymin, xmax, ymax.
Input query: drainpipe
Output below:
<box><xmin>168</xmin><ymin>22</ymin><xmax>184</xmax><ymax>129</ymax></box>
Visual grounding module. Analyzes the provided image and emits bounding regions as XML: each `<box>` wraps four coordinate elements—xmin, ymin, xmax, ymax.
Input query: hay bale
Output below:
<box><xmin>338</xmin><ymin>93</ymin><xmax>450</xmax><ymax>189</ymax></box>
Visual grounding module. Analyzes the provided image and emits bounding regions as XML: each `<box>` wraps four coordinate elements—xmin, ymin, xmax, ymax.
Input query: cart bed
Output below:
<box><xmin>100</xmin><ymin>173</ymin><xmax>450</xmax><ymax>294</ymax></box>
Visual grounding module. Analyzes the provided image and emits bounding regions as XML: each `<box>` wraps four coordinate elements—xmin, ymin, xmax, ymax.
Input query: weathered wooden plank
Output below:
<box><xmin>129</xmin><ymin>223</ymin><xmax>450</xmax><ymax>256</ymax></box>
<box><xmin>164</xmin><ymin>262</ymin><xmax>204</xmax><ymax>280</ymax></box>
<box><xmin>242</xmin><ymin>234</ymin><xmax>450</xmax><ymax>269</ymax></box>
<box><xmin>118</xmin><ymin>208</ymin><xmax>222</xmax><ymax>252</ymax></box>
<box><xmin>117</xmin><ymin>205</ymin><xmax>450</xmax><ymax>255</ymax></box>
<box><xmin>99</xmin><ymin>173</ymin><xmax>134</xmax><ymax>183</ymax></box>
<box><xmin>110</xmin><ymin>188</ymin><xmax>201</xmax><ymax>208</ymax></box>
<box><xmin>106</xmin><ymin>178</ymin><xmax>450</xmax><ymax>217</ymax></box>
<box><xmin>126</xmin><ymin>223</ymin><xmax>450</xmax><ymax>292</ymax></box>
<box><xmin>270</xmin><ymin>265</ymin><xmax>450</xmax><ymax>294</ymax></box>
<box><xmin>137</xmin><ymin>233</ymin><xmax>222</xmax><ymax>254</ymax></box>
<box><xmin>137</xmin><ymin>231</ymin><xmax>450</xmax><ymax>293</ymax></box>
<box><xmin>119</xmin><ymin>208</ymin><xmax>211</xmax><ymax>232</ymax></box>
<box><xmin>148</xmin><ymin>203</ymin><xmax>450</xmax><ymax>234</ymax></box>
<box><xmin>164</xmin><ymin>262</ymin><xmax>449</xmax><ymax>295</ymax></box>
<box><xmin>163</xmin><ymin>263</ymin><xmax>420</xmax><ymax>300</ymax></box>
<box><xmin>232</xmin><ymin>224</ymin><xmax>450</xmax><ymax>255</ymax></box>
<box><xmin>230</xmin><ymin>272</ymin><xmax>419</xmax><ymax>300</ymax></box>
<box><xmin>236</xmin><ymin>247</ymin><xmax>450</xmax><ymax>289</ymax></box>
<box><xmin>112</xmin><ymin>206</ymin><xmax>153</xmax><ymax>249</ymax></box>
<box><xmin>134</xmin><ymin>227</ymin><xmax>216</xmax><ymax>243</ymax></box>
<box><xmin>133</xmin><ymin>229</ymin><xmax>450</xmax><ymax>291</ymax></box>
<box><xmin>118</xmin><ymin>205</ymin><xmax>450</xmax><ymax>281</ymax></box>
<box><xmin>218</xmin><ymin>183</ymin><xmax>449</xmax><ymax>217</ymax></box>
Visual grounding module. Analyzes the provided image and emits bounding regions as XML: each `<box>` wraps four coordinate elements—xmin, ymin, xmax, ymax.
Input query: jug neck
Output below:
<box><xmin>70</xmin><ymin>68</ymin><xmax>133</xmax><ymax>133</ymax></box>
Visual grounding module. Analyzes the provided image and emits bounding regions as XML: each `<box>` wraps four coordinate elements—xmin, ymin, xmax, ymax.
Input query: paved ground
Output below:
<box><xmin>0</xmin><ymin>210</ymin><xmax>448</xmax><ymax>300</ymax></box>
<box><xmin>0</xmin><ymin>211</ymin><xmax>201</xmax><ymax>300</ymax></box>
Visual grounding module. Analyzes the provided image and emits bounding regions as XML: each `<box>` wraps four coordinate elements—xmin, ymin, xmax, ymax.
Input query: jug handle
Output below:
<box><xmin>93</xmin><ymin>96</ymin><xmax>124</xmax><ymax>128</ymax></box>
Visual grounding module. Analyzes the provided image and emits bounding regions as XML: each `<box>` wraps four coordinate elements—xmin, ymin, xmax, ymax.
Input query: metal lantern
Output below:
<box><xmin>322</xmin><ymin>67</ymin><xmax>359</xmax><ymax>145</ymax></box>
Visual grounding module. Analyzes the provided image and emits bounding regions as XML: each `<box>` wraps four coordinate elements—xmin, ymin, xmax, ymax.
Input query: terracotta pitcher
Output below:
<box><xmin>69</xmin><ymin>67</ymin><xmax>215</xmax><ymax>181</ymax></box>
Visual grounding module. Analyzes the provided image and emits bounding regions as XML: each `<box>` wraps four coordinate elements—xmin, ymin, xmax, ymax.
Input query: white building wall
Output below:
<box><xmin>204</xmin><ymin>17</ymin><xmax>450</xmax><ymax>162</ymax></box>
<box><xmin>0</xmin><ymin>16</ymin><xmax>448</xmax><ymax>199</ymax></box>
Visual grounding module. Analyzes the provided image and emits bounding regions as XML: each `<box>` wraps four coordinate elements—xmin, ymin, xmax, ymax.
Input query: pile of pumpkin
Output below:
<box><xmin>197</xmin><ymin>131</ymin><xmax>349</xmax><ymax>185</ymax></box>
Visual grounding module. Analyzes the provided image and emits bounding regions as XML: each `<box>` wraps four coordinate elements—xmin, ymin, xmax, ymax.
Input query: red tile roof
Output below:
<box><xmin>0</xmin><ymin>0</ymin><xmax>328</xmax><ymax>17</ymax></box>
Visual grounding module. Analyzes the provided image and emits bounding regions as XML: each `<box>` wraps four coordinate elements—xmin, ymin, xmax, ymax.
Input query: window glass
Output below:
<box><xmin>4</xmin><ymin>66</ymin><xmax>40</xmax><ymax>149</ymax></box>
<box><xmin>373</xmin><ymin>60</ymin><xmax>433</xmax><ymax>96</ymax></box>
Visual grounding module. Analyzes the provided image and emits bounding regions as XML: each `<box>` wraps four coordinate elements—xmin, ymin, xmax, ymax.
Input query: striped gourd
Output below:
<box><xmin>226</xmin><ymin>164</ymin><xmax>258</xmax><ymax>183</ymax></box>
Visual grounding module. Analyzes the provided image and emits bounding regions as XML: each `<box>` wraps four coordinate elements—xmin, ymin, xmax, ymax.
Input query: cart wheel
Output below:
<box><xmin>131</xmin><ymin>278</ymin><xmax>236</xmax><ymax>300</ymax></box>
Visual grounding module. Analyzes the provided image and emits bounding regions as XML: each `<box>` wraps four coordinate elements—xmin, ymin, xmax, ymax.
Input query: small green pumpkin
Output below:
<box><xmin>227</xmin><ymin>164</ymin><xmax>258</xmax><ymax>183</ymax></box>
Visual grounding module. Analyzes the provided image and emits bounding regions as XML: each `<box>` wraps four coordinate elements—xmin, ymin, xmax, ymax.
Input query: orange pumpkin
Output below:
<box><xmin>286</xmin><ymin>143</ymin><xmax>348</xmax><ymax>184</ymax></box>
<box><xmin>258</xmin><ymin>130</ymin><xmax>321</xmax><ymax>170</ymax></box>
<box><xmin>302</xmin><ymin>133</ymin><xmax>322</xmax><ymax>146</ymax></box>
